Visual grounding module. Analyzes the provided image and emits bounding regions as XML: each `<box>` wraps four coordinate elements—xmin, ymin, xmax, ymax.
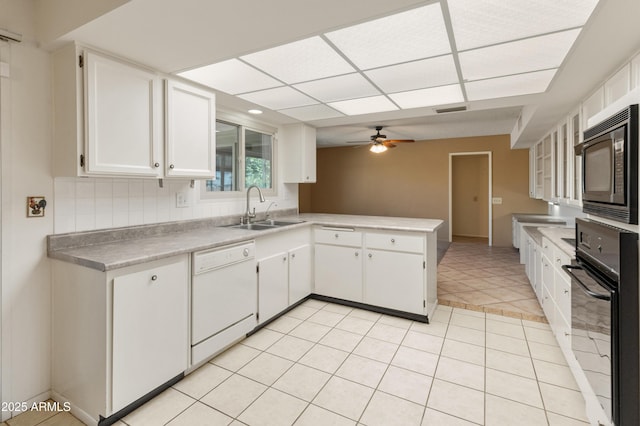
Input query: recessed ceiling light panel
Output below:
<box><xmin>328</xmin><ymin>95</ymin><xmax>399</xmax><ymax>116</ymax></box>
<box><xmin>239</xmin><ymin>86</ymin><xmax>318</xmax><ymax>110</ymax></box>
<box><xmin>240</xmin><ymin>36</ymin><xmax>355</xmax><ymax>84</ymax></box>
<box><xmin>177</xmin><ymin>58</ymin><xmax>282</xmax><ymax>94</ymax></box>
<box><xmin>278</xmin><ymin>104</ymin><xmax>344</xmax><ymax>121</ymax></box>
<box><xmin>325</xmin><ymin>3</ymin><xmax>451</xmax><ymax>70</ymax></box>
<box><xmin>460</xmin><ymin>29</ymin><xmax>581</xmax><ymax>81</ymax></box>
<box><xmin>448</xmin><ymin>0</ymin><xmax>599</xmax><ymax>50</ymax></box>
<box><xmin>465</xmin><ymin>69</ymin><xmax>557</xmax><ymax>101</ymax></box>
<box><xmin>365</xmin><ymin>55</ymin><xmax>459</xmax><ymax>94</ymax></box>
<box><xmin>293</xmin><ymin>73</ymin><xmax>380</xmax><ymax>102</ymax></box>
<box><xmin>389</xmin><ymin>84</ymin><xmax>464</xmax><ymax>109</ymax></box>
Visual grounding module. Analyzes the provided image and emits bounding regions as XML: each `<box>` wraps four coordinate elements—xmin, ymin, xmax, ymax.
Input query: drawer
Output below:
<box><xmin>541</xmin><ymin>237</ymin><xmax>554</xmax><ymax>260</ymax></box>
<box><xmin>365</xmin><ymin>232</ymin><xmax>424</xmax><ymax>254</ymax></box>
<box><xmin>554</xmin><ymin>271</ymin><xmax>571</xmax><ymax>323</ymax></box>
<box><xmin>314</xmin><ymin>227</ymin><xmax>362</xmax><ymax>247</ymax></box>
<box><xmin>553</xmin><ymin>247</ymin><xmax>571</xmax><ymax>271</ymax></box>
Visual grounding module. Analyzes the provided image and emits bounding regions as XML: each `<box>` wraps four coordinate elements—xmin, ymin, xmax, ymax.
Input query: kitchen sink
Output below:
<box><xmin>227</xmin><ymin>220</ymin><xmax>305</xmax><ymax>231</ymax></box>
<box><xmin>227</xmin><ymin>223</ymin><xmax>276</xmax><ymax>231</ymax></box>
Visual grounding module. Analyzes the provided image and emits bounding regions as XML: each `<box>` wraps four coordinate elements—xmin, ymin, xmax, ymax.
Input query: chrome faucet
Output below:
<box><xmin>245</xmin><ymin>185</ymin><xmax>266</xmax><ymax>223</ymax></box>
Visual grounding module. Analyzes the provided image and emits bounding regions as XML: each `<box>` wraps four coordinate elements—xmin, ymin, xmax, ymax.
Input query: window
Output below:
<box><xmin>201</xmin><ymin>118</ymin><xmax>276</xmax><ymax>199</ymax></box>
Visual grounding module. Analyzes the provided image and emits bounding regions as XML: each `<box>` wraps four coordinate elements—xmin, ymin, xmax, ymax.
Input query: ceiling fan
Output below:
<box><xmin>348</xmin><ymin>126</ymin><xmax>415</xmax><ymax>153</ymax></box>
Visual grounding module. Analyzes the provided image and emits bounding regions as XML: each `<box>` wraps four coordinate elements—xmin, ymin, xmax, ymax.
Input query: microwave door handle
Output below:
<box><xmin>562</xmin><ymin>265</ymin><xmax>611</xmax><ymax>301</ymax></box>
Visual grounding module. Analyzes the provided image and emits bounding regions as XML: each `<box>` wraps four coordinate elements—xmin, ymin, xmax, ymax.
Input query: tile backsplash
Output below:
<box><xmin>54</xmin><ymin>177</ymin><xmax>298</xmax><ymax>234</ymax></box>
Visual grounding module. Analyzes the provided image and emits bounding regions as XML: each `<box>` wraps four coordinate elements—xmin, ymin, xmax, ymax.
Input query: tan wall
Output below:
<box><xmin>452</xmin><ymin>155</ymin><xmax>489</xmax><ymax>238</ymax></box>
<box><xmin>300</xmin><ymin>134</ymin><xmax>549</xmax><ymax>246</ymax></box>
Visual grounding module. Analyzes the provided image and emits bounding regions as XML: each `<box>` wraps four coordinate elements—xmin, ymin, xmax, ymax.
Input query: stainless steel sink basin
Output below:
<box><xmin>227</xmin><ymin>220</ymin><xmax>305</xmax><ymax>231</ymax></box>
<box><xmin>228</xmin><ymin>223</ymin><xmax>276</xmax><ymax>231</ymax></box>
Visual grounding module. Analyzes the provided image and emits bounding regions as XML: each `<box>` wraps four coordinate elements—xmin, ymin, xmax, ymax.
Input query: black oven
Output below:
<box><xmin>562</xmin><ymin>218</ymin><xmax>638</xmax><ymax>425</ymax></box>
<box><xmin>578</xmin><ymin>104</ymin><xmax>638</xmax><ymax>224</ymax></box>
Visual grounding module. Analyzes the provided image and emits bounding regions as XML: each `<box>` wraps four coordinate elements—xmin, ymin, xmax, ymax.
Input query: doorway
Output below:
<box><xmin>449</xmin><ymin>152</ymin><xmax>492</xmax><ymax>246</ymax></box>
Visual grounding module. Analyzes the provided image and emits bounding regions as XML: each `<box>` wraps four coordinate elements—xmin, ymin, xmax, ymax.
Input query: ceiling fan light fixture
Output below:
<box><xmin>370</xmin><ymin>143</ymin><xmax>387</xmax><ymax>153</ymax></box>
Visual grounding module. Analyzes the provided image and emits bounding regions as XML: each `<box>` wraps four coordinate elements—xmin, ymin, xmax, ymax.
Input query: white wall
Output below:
<box><xmin>1</xmin><ymin>0</ymin><xmax>54</xmax><ymax>419</ymax></box>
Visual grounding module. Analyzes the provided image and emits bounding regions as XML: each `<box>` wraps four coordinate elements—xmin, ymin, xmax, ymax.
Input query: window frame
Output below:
<box><xmin>199</xmin><ymin>111</ymin><xmax>278</xmax><ymax>201</ymax></box>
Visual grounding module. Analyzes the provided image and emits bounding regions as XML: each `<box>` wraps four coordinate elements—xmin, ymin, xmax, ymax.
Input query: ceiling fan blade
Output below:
<box><xmin>346</xmin><ymin>141</ymin><xmax>371</xmax><ymax>144</ymax></box>
<box><xmin>385</xmin><ymin>139</ymin><xmax>414</xmax><ymax>143</ymax></box>
<box><xmin>383</xmin><ymin>142</ymin><xmax>397</xmax><ymax>148</ymax></box>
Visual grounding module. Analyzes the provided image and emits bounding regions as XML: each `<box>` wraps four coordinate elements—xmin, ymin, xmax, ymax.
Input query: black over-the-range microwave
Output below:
<box><xmin>577</xmin><ymin>104</ymin><xmax>638</xmax><ymax>224</ymax></box>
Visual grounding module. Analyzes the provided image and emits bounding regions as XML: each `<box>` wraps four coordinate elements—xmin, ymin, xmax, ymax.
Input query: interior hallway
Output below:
<box><xmin>438</xmin><ymin>239</ymin><xmax>545</xmax><ymax>323</ymax></box>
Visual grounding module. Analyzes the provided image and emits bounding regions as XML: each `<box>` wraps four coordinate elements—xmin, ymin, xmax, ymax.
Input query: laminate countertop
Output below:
<box><xmin>47</xmin><ymin>213</ymin><xmax>444</xmax><ymax>272</ymax></box>
<box><xmin>512</xmin><ymin>214</ymin><xmax>568</xmax><ymax>225</ymax></box>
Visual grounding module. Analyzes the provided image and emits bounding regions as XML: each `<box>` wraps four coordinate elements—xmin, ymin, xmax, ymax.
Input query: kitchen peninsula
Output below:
<box><xmin>47</xmin><ymin>213</ymin><xmax>443</xmax><ymax>425</ymax></box>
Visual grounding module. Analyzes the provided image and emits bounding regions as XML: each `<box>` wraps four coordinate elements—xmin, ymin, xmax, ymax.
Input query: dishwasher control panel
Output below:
<box><xmin>193</xmin><ymin>241</ymin><xmax>255</xmax><ymax>274</ymax></box>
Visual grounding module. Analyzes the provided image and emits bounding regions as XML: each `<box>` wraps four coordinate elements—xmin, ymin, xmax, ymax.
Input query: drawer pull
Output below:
<box><xmin>391</xmin><ymin>238</ymin><xmax>395</xmax><ymax>243</ymax></box>
<box><xmin>291</xmin><ymin>253</ymin><xmax>296</xmax><ymax>259</ymax></box>
<box><xmin>335</xmin><ymin>233</ymin><xmax>339</xmax><ymax>238</ymax></box>
<box><xmin>151</xmin><ymin>275</ymin><xmax>158</xmax><ymax>281</ymax></box>
<box><xmin>564</xmin><ymin>289</ymin><xmax>569</xmax><ymax>294</ymax></box>
<box><xmin>368</xmin><ymin>253</ymin><xmax>373</xmax><ymax>258</ymax></box>
<box><xmin>355</xmin><ymin>251</ymin><xmax>359</xmax><ymax>257</ymax></box>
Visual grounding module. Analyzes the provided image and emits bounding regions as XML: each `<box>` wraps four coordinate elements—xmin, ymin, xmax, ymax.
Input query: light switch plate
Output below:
<box><xmin>492</xmin><ymin>197</ymin><xmax>503</xmax><ymax>205</ymax></box>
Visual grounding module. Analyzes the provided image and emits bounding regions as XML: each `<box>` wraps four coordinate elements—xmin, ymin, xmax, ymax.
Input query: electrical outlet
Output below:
<box><xmin>492</xmin><ymin>197</ymin><xmax>503</xmax><ymax>205</ymax></box>
<box><xmin>176</xmin><ymin>192</ymin><xmax>189</xmax><ymax>208</ymax></box>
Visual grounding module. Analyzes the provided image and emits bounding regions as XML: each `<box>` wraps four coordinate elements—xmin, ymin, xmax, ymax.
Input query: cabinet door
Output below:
<box><xmin>315</xmin><ymin>244</ymin><xmax>363</xmax><ymax>301</ymax></box>
<box><xmin>258</xmin><ymin>252</ymin><xmax>289</xmax><ymax>324</ymax></box>
<box><xmin>289</xmin><ymin>245</ymin><xmax>312</xmax><ymax>305</ymax></box>
<box><xmin>84</xmin><ymin>51</ymin><xmax>162</xmax><ymax>177</ymax></box>
<box><xmin>282</xmin><ymin>124</ymin><xmax>316</xmax><ymax>183</ymax></box>
<box><xmin>112</xmin><ymin>256</ymin><xmax>188</xmax><ymax>413</ymax></box>
<box><xmin>365</xmin><ymin>249</ymin><xmax>424</xmax><ymax>315</ymax></box>
<box><xmin>165</xmin><ymin>79</ymin><xmax>216</xmax><ymax>178</ymax></box>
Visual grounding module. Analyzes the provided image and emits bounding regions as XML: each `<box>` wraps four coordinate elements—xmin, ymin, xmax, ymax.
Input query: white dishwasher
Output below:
<box><xmin>191</xmin><ymin>241</ymin><xmax>256</xmax><ymax>365</ymax></box>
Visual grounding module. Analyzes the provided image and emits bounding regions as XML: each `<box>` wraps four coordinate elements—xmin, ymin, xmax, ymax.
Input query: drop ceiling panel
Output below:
<box><xmin>240</xmin><ymin>36</ymin><xmax>355</xmax><ymax>84</ymax></box>
<box><xmin>325</xmin><ymin>3</ymin><xmax>451</xmax><ymax>70</ymax></box>
<box><xmin>177</xmin><ymin>59</ymin><xmax>282</xmax><ymax>95</ymax></box>
<box><xmin>278</xmin><ymin>104</ymin><xmax>344</xmax><ymax>121</ymax></box>
<box><xmin>389</xmin><ymin>84</ymin><xmax>464</xmax><ymax>109</ymax></box>
<box><xmin>328</xmin><ymin>95</ymin><xmax>399</xmax><ymax>116</ymax></box>
<box><xmin>448</xmin><ymin>0</ymin><xmax>600</xmax><ymax>51</ymax></box>
<box><xmin>465</xmin><ymin>69</ymin><xmax>557</xmax><ymax>101</ymax></box>
<box><xmin>239</xmin><ymin>86</ymin><xmax>318</xmax><ymax>110</ymax></box>
<box><xmin>293</xmin><ymin>73</ymin><xmax>380</xmax><ymax>102</ymax></box>
<box><xmin>365</xmin><ymin>55</ymin><xmax>459</xmax><ymax>94</ymax></box>
<box><xmin>459</xmin><ymin>29</ymin><xmax>581</xmax><ymax>81</ymax></box>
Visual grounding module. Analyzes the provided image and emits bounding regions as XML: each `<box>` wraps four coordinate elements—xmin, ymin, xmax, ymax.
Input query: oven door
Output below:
<box><xmin>563</xmin><ymin>261</ymin><xmax>616</xmax><ymax>424</ymax></box>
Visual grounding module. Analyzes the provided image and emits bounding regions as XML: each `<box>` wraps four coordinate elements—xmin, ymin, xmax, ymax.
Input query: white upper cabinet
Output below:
<box><xmin>84</xmin><ymin>51</ymin><xmax>163</xmax><ymax>177</ymax></box>
<box><xmin>281</xmin><ymin>123</ymin><xmax>316</xmax><ymax>183</ymax></box>
<box><xmin>165</xmin><ymin>79</ymin><xmax>216</xmax><ymax>178</ymax></box>
<box><xmin>52</xmin><ymin>43</ymin><xmax>216</xmax><ymax>179</ymax></box>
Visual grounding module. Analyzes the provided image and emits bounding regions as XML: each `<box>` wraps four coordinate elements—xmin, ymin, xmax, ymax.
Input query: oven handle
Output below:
<box><xmin>562</xmin><ymin>264</ymin><xmax>611</xmax><ymax>301</ymax></box>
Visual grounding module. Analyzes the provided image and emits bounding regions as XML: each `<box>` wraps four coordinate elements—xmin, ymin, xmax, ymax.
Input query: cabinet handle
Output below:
<box><xmin>564</xmin><ymin>332</ymin><xmax>570</xmax><ymax>336</ymax></box>
<box><xmin>291</xmin><ymin>253</ymin><xmax>296</xmax><ymax>259</ymax></box>
<box><xmin>154</xmin><ymin>162</ymin><xmax>160</xmax><ymax>168</ymax></box>
<box><xmin>169</xmin><ymin>164</ymin><xmax>175</xmax><ymax>169</ymax></box>
<box><xmin>391</xmin><ymin>238</ymin><xmax>395</xmax><ymax>243</ymax></box>
<box><xmin>243</xmin><ymin>248</ymin><xmax>250</xmax><ymax>257</ymax></box>
<box><xmin>355</xmin><ymin>252</ymin><xmax>359</xmax><ymax>257</ymax></box>
<box><xmin>151</xmin><ymin>275</ymin><xmax>158</xmax><ymax>281</ymax></box>
<box><xmin>283</xmin><ymin>256</ymin><xmax>287</xmax><ymax>262</ymax></box>
<box><xmin>334</xmin><ymin>233</ymin><xmax>339</xmax><ymax>238</ymax></box>
<box><xmin>564</xmin><ymin>289</ymin><xmax>569</xmax><ymax>294</ymax></box>
<box><xmin>368</xmin><ymin>253</ymin><xmax>373</xmax><ymax>258</ymax></box>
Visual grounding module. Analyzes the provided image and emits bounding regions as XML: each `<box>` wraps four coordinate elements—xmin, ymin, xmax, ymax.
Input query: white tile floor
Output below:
<box><xmin>114</xmin><ymin>300</ymin><xmax>589</xmax><ymax>426</ymax></box>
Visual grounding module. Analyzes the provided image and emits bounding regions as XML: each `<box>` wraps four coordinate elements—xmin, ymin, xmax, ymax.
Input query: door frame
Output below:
<box><xmin>448</xmin><ymin>151</ymin><xmax>493</xmax><ymax>246</ymax></box>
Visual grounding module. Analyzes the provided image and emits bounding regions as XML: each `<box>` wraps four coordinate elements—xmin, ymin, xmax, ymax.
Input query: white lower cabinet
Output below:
<box><xmin>314</xmin><ymin>227</ymin><xmax>427</xmax><ymax>316</ymax></box>
<box><xmin>112</xmin><ymin>258</ymin><xmax>188</xmax><ymax>412</ymax></box>
<box><xmin>364</xmin><ymin>249</ymin><xmax>424</xmax><ymax>314</ymax></box>
<box><xmin>289</xmin><ymin>244</ymin><xmax>312</xmax><ymax>305</ymax></box>
<box><xmin>52</xmin><ymin>255</ymin><xmax>189</xmax><ymax>423</ymax></box>
<box><xmin>257</xmin><ymin>252</ymin><xmax>289</xmax><ymax>325</ymax></box>
<box><xmin>315</xmin><ymin>243</ymin><xmax>363</xmax><ymax>301</ymax></box>
<box><xmin>255</xmin><ymin>226</ymin><xmax>312</xmax><ymax>324</ymax></box>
